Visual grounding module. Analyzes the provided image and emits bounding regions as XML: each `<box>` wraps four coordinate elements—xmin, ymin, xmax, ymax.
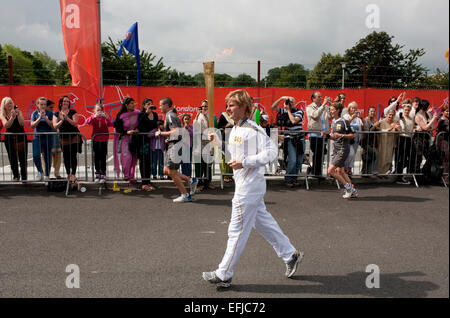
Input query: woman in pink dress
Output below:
<box><xmin>113</xmin><ymin>97</ymin><xmax>140</xmax><ymax>181</ymax></box>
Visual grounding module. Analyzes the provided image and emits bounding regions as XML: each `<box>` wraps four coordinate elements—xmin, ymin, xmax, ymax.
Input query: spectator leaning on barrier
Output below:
<box><xmin>0</xmin><ymin>97</ymin><xmax>27</xmax><ymax>182</ymax></box>
<box><xmin>135</xmin><ymin>98</ymin><xmax>158</xmax><ymax>191</ymax></box>
<box><xmin>30</xmin><ymin>96</ymin><xmax>54</xmax><ymax>183</ymax></box>
<box><xmin>113</xmin><ymin>97</ymin><xmax>140</xmax><ymax>182</ymax></box>
<box><xmin>181</xmin><ymin>113</ymin><xmax>193</xmax><ymax>178</ymax></box>
<box><xmin>436</xmin><ymin>104</ymin><xmax>449</xmax><ymax>185</ymax></box>
<box><xmin>327</xmin><ymin>102</ymin><xmax>358</xmax><ymax>199</ymax></box>
<box><xmin>361</xmin><ymin>106</ymin><xmax>380</xmax><ymax>175</ymax></box>
<box><xmin>193</xmin><ymin>100</ymin><xmax>215</xmax><ymax>191</ymax></box>
<box><xmin>395</xmin><ymin>103</ymin><xmax>415</xmax><ymax>184</ymax></box>
<box><xmin>343</xmin><ymin>101</ymin><xmax>364</xmax><ymax>176</ymax></box>
<box><xmin>46</xmin><ymin>100</ymin><xmax>62</xmax><ymax>179</ymax></box>
<box><xmin>148</xmin><ymin>120</ymin><xmax>166</xmax><ymax>180</ymax></box>
<box><xmin>378</xmin><ymin>109</ymin><xmax>400</xmax><ymax>174</ymax></box>
<box><xmin>306</xmin><ymin>91</ymin><xmax>331</xmax><ymax>177</ymax></box>
<box><xmin>412</xmin><ymin>99</ymin><xmax>438</xmax><ymax>174</ymax></box>
<box><xmin>53</xmin><ymin>96</ymin><xmax>82</xmax><ymax>184</ymax></box>
<box><xmin>272</xmin><ymin>96</ymin><xmax>305</xmax><ymax>187</ymax></box>
<box><xmin>86</xmin><ymin>103</ymin><xmax>114</xmax><ymax>183</ymax></box>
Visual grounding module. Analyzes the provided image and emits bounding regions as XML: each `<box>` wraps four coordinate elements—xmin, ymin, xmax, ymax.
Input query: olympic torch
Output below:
<box><xmin>203</xmin><ymin>61</ymin><xmax>215</xmax><ymax>128</ymax></box>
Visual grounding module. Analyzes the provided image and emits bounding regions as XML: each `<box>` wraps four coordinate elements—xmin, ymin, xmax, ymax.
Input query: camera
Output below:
<box><xmin>150</xmin><ymin>106</ymin><xmax>157</xmax><ymax>110</ymax></box>
<box><xmin>284</xmin><ymin>99</ymin><xmax>291</xmax><ymax>107</ymax></box>
<box><xmin>14</xmin><ymin>105</ymin><xmax>18</xmax><ymax>110</ymax></box>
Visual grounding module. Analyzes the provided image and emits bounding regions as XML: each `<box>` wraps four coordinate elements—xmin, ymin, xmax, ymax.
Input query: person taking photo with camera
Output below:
<box><xmin>272</xmin><ymin>96</ymin><xmax>305</xmax><ymax>187</ymax></box>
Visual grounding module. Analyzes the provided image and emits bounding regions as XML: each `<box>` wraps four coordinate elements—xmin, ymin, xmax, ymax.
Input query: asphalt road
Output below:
<box><xmin>0</xmin><ymin>180</ymin><xmax>448</xmax><ymax>298</ymax></box>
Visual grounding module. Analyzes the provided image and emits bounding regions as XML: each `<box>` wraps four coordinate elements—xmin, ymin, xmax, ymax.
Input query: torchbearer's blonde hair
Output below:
<box><xmin>225</xmin><ymin>89</ymin><xmax>252</xmax><ymax>117</ymax></box>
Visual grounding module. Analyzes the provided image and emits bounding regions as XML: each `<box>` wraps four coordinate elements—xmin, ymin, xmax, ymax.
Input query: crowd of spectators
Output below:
<box><xmin>0</xmin><ymin>91</ymin><xmax>449</xmax><ymax>190</ymax></box>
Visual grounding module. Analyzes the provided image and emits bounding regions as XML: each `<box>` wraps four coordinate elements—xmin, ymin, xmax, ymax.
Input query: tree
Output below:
<box><xmin>215</xmin><ymin>73</ymin><xmax>234</xmax><ymax>87</ymax></box>
<box><xmin>21</xmin><ymin>50</ymin><xmax>54</xmax><ymax>85</ymax></box>
<box><xmin>54</xmin><ymin>61</ymin><xmax>71</xmax><ymax>85</ymax></box>
<box><xmin>162</xmin><ymin>69</ymin><xmax>195</xmax><ymax>86</ymax></box>
<box><xmin>102</xmin><ymin>37</ymin><xmax>169</xmax><ymax>86</ymax></box>
<box><xmin>2</xmin><ymin>44</ymin><xmax>35</xmax><ymax>84</ymax></box>
<box><xmin>192</xmin><ymin>73</ymin><xmax>205</xmax><ymax>87</ymax></box>
<box><xmin>231</xmin><ymin>73</ymin><xmax>257</xmax><ymax>87</ymax></box>
<box><xmin>0</xmin><ymin>45</ymin><xmax>8</xmax><ymax>84</ymax></box>
<box><xmin>343</xmin><ymin>31</ymin><xmax>427</xmax><ymax>88</ymax></box>
<box><xmin>1</xmin><ymin>44</ymin><xmax>58</xmax><ymax>85</ymax></box>
<box><xmin>306</xmin><ymin>53</ymin><xmax>344</xmax><ymax>88</ymax></box>
<box><xmin>263</xmin><ymin>63</ymin><xmax>309</xmax><ymax>88</ymax></box>
<box><xmin>410</xmin><ymin>68</ymin><xmax>449</xmax><ymax>90</ymax></box>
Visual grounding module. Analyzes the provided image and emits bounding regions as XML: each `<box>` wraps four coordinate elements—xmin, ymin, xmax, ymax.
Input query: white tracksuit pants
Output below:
<box><xmin>215</xmin><ymin>193</ymin><xmax>296</xmax><ymax>281</ymax></box>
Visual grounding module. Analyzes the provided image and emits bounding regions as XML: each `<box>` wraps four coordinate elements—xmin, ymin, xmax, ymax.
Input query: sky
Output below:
<box><xmin>1</xmin><ymin>0</ymin><xmax>449</xmax><ymax>79</ymax></box>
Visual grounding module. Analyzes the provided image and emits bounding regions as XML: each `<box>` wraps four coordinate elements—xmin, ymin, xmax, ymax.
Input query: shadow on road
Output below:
<box><xmin>353</xmin><ymin>196</ymin><xmax>432</xmax><ymax>203</ymax></box>
<box><xmin>227</xmin><ymin>271</ymin><xmax>439</xmax><ymax>298</ymax></box>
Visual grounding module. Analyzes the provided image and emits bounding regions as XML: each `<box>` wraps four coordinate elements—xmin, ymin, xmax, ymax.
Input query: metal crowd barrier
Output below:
<box><xmin>0</xmin><ymin>132</ymin><xmax>88</xmax><ymax>187</ymax></box>
<box><xmin>435</xmin><ymin>131</ymin><xmax>449</xmax><ymax>188</ymax></box>
<box><xmin>213</xmin><ymin>129</ymin><xmax>329</xmax><ymax>190</ymax></box>
<box><xmin>1</xmin><ymin>129</ymin><xmax>447</xmax><ymax>191</ymax></box>
<box><xmin>90</xmin><ymin>132</ymin><xmax>202</xmax><ymax>189</ymax></box>
<box><xmin>213</xmin><ymin>129</ymin><xmax>442</xmax><ymax>189</ymax></box>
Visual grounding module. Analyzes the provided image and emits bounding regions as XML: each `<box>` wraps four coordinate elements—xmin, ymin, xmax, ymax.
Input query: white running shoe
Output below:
<box><xmin>44</xmin><ymin>176</ymin><xmax>49</xmax><ymax>186</ymax></box>
<box><xmin>173</xmin><ymin>194</ymin><xmax>192</xmax><ymax>203</ymax></box>
<box><xmin>342</xmin><ymin>188</ymin><xmax>352</xmax><ymax>199</ymax></box>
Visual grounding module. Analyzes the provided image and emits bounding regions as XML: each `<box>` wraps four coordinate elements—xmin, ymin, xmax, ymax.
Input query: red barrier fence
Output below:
<box><xmin>1</xmin><ymin>85</ymin><xmax>448</xmax><ymax>138</ymax></box>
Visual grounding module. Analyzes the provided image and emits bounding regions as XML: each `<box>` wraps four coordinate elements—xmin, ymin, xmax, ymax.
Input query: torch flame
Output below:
<box><xmin>216</xmin><ymin>46</ymin><xmax>235</xmax><ymax>58</ymax></box>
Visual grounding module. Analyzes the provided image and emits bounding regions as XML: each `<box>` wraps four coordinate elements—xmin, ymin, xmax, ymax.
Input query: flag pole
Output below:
<box><xmin>136</xmin><ymin>22</ymin><xmax>141</xmax><ymax>86</ymax></box>
<box><xmin>98</xmin><ymin>0</ymin><xmax>104</xmax><ymax>103</ymax></box>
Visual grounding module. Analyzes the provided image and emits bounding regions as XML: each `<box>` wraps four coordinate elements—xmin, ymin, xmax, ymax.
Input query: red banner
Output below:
<box><xmin>59</xmin><ymin>0</ymin><xmax>101</xmax><ymax>99</ymax></box>
<box><xmin>0</xmin><ymin>85</ymin><xmax>448</xmax><ymax>139</ymax></box>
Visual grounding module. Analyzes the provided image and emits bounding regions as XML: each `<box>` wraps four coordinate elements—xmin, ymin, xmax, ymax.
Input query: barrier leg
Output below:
<box><xmin>412</xmin><ymin>175</ymin><xmax>419</xmax><ymax>188</ymax></box>
<box><xmin>442</xmin><ymin>177</ymin><xmax>448</xmax><ymax>188</ymax></box>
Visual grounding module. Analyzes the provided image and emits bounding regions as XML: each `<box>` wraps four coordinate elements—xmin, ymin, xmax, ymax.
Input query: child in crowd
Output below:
<box><xmin>86</xmin><ymin>103</ymin><xmax>114</xmax><ymax>183</ymax></box>
<box><xmin>148</xmin><ymin>120</ymin><xmax>166</xmax><ymax>180</ymax></box>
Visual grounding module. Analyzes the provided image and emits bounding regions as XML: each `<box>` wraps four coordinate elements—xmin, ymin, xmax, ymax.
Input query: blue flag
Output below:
<box><xmin>118</xmin><ymin>22</ymin><xmax>141</xmax><ymax>86</ymax></box>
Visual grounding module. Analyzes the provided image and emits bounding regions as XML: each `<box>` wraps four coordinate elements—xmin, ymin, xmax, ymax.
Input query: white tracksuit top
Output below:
<box><xmin>228</xmin><ymin>118</ymin><xmax>278</xmax><ymax>196</ymax></box>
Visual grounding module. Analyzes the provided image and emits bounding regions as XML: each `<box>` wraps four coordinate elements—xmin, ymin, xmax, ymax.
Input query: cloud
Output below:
<box><xmin>0</xmin><ymin>0</ymin><xmax>448</xmax><ymax>78</ymax></box>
